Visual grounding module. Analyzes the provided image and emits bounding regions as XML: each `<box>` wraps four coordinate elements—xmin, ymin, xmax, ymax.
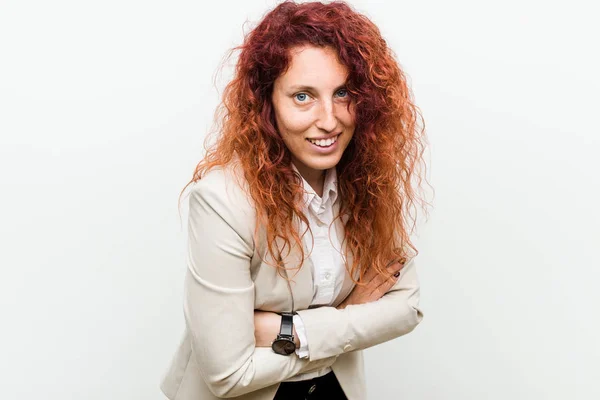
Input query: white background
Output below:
<box><xmin>1</xmin><ymin>0</ymin><xmax>598</xmax><ymax>399</ymax></box>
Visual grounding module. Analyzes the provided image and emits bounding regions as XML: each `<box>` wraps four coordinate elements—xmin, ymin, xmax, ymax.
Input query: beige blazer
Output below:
<box><xmin>160</xmin><ymin>162</ymin><xmax>424</xmax><ymax>400</ymax></box>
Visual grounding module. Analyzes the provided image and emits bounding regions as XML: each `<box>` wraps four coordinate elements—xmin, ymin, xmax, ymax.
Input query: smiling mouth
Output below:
<box><xmin>306</xmin><ymin>133</ymin><xmax>341</xmax><ymax>147</ymax></box>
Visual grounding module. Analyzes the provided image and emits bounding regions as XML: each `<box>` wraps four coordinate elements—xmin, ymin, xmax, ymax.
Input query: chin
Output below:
<box><xmin>304</xmin><ymin>155</ymin><xmax>342</xmax><ymax>170</ymax></box>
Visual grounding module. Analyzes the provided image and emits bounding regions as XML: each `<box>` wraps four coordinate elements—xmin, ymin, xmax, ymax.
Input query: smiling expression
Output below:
<box><xmin>271</xmin><ymin>45</ymin><xmax>356</xmax><ymax>189</ymax></box>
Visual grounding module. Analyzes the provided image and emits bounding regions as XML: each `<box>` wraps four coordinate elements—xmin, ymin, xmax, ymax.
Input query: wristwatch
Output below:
<box><xmin>271</xmin><ymin>312</ymin><xmax>297</xmax><ymax>355</ymax></box>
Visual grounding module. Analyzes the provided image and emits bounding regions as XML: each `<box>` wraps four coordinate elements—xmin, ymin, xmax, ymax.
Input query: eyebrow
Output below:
<box><xmin>288</xmin><ymin>83</ymin><xmax>347</xmax><ymax>92</ymax></box>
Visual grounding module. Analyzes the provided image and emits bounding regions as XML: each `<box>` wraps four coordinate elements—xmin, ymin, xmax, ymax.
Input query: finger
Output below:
<box><xmin>385</xmin><ymin>257</ymin><xmax>406</xmax><ymax>275</ymax></box>
<box><xmin>362</xmin><ymin>257</ymin><xmax>407</xmax><ymax>298</ymax></box>
<box><xmin>373</xmin><ymin>259</ymin><xmax>404</xmax><ymax>287</ymax></box>
<box><xmin>361</xmin><ymin>265</ymin><xmax>381</xmax><ymax>285</ymax></box>
<box><xmin>365</xmin><ymin>257</ymin><xmax>403</xmax><ymax>285</ymax></box>
<box><xmin>364</xmin><ymin>257</ymin><xmax>406</xmax><ymax>284</ymax></box>
<box><xmin>370</xmin><ymin>276</ymin><xmax>396</xmax><ymax>300</ymax></box>
<box><xmin>366</xmin><ymin>270</ymin><xmax>395</xmax><ymax>298</ymax></box>
<box><xmin>370</xmin><ymin>265</ymin><xmax>404</xmax><ymax>299</ymax></box>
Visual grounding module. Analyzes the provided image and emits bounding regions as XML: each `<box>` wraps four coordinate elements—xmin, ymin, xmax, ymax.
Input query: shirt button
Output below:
<box><xmin>324</xmin><ymin>272</ymin><xmax>331</xmax><ymax>280</ymax></box>
<box><xmin>343</xmin><ymin>344</ymin><xmax>352</xmax><ymax>352</ymax></box>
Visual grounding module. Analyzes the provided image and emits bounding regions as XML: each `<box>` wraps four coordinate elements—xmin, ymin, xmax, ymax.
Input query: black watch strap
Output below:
<box><xmin>279</xmin><ymin>312</ymin><xmax>295</xmax><ymax>337</ymax></box>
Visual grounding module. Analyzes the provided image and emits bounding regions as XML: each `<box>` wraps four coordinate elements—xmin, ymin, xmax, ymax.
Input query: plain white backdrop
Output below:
<box><xmin>1</xmin><ymin>0</ymin><xmax>598</xmax><ymax>399</ymax></box>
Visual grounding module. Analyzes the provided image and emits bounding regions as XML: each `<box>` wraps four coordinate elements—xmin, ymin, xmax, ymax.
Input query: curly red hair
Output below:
<box><xmin>180</xmin><ymin>0</ymin><xmax>431</xmax><ymax>283</ymax></box>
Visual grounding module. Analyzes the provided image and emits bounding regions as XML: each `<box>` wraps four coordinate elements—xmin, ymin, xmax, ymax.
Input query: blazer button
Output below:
<box><xmin>343</xmin><ymin>344</ymin><xmax>352</xmax><ymax>352</ymax></box>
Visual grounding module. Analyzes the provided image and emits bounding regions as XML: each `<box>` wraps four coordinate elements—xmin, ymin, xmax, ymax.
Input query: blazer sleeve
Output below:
<box><xmin>294</xmin><ymin>255</ymin><xmax>424</xmax><ymax>361</ymax></box>
<box><xmin>183</xmin><ymin>168</ymin><xmax>338</xmax><ymax>398</ymax></box>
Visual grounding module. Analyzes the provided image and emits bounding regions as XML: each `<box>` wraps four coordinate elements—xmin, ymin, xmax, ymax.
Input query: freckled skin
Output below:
<box><xmin>272</xmin><ymin>45</ymin><xmax>356</xmax><ymax>195</ymax></box>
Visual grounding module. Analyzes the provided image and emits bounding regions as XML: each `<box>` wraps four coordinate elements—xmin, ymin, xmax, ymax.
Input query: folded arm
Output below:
<box><xmin>294</xmin><ymin>256</ymin><xmax>424</xmax><ymax>361</ymax></box>
<box><xmin>184</xmin><ymin>170</ymin><xmax>337</xmax><ymax>398</ymax></box>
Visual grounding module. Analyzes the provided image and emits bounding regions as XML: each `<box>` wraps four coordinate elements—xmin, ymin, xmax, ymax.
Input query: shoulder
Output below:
<box><xmin>188</xmin><ymin>162</ymin><xmax>256</xmax><ymax>242</ymax></box>
<box><xmin>191</xmin><ymin>162</ymin><xmax>250</xmax><ymax>201</ymax></box>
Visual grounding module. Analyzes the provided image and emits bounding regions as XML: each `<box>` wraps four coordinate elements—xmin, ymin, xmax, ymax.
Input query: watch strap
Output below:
<box><xmin>279</xmin><ymin>312</ymin><xmax>295</xmax><ymax>337</ymax></box>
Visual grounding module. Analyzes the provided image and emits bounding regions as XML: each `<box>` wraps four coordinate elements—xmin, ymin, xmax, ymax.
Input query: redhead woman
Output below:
<box><xmin>161</xmin><ymin>1</ymin><xmax>429</xmax><ymax>399</ymax></box>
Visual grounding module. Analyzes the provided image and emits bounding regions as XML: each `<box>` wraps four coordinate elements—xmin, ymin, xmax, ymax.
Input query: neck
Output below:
<box><xmin>307</xmin><ymin>172</ymin><xmax>325</xmax><ymax>198</ymax></box>
<box><xmin>292</xmin><ymin>161</ymin><xmax>326</xmax><ymax>197</ymax></box>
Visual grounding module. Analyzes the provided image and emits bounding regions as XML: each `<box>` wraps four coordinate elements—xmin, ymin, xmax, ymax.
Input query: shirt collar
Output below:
<box><xmin>291</xmin><ymin>162</ymin><xmax>338</xmax><ymax>212</ymax></box>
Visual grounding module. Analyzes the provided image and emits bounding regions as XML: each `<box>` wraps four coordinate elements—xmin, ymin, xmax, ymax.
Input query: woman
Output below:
<box><xmin>161</xmin><ymin>1</ymin><xmax>429</xmax><ymax>399</ymax></box>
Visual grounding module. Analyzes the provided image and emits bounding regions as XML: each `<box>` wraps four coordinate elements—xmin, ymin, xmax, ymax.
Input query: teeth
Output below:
<box><xmin>308</xmin><ymin>135</ymin><xmax>338</xmax><ymax>147</ymax></box>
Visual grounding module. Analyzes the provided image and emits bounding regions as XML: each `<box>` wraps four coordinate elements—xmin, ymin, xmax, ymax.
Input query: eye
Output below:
<box><xmin>294</xmin><ymin>93</ymin><xmax>310</xmax><ymax>102</ymax></box>
<box><xmin>335</xmin><ymin>88</ymin><xmax>348</xmax><ymax>98</ymax></box>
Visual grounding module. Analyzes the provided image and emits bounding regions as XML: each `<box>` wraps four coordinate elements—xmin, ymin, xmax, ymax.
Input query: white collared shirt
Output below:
<box><xmin>284</xmin><ymin>162</ymin><xmax>347</xmax><ymax>382</ymax></box>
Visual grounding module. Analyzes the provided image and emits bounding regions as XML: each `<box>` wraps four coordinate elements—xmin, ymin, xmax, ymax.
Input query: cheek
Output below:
<box><xmin>277</xmin><ymin>110</ymin><xmax>314</xmax><ymax>135</ymax></box>
<box><xmin>345</xmin><ymin>104</ymin><xmax>357</xmax><ymax>127</ymax></box>
<box><xmin>335</xmin><ymin>102</ymin><xmax>356</xmax><ymax>128</ymax></box>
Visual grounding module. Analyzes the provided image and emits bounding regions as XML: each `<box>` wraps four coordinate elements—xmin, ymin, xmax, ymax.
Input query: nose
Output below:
<box><xmin>315</xmin><ymin>99</ymin><xmax>338</xmax><ymax>133</ymax></box>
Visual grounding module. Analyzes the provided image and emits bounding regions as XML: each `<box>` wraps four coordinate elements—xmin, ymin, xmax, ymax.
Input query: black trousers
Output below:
<box><xmin>274</xmin><ymin>371</ymin><xmax>348</xmax><ymax>400</ymax></box>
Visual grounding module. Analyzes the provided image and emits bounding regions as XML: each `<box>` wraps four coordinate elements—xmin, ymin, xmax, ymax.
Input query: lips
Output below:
<box><xmin>306</xmin><ymin>133</ymin><xmax>342</xmax><ymax>141</ymax></box>
<box><xmin>305</xmin><ymin>135</ymin><xmax>341</xmax><ymax>154</ymax></box>
<box><xmin>306</xmin><ymin>133</ymin><xmax>341</xmax><ymax>147</ymax></box>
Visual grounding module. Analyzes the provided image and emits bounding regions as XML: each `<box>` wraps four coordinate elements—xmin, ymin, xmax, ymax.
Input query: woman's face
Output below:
<box><xmin>272</xmin><ymin>45</ymin><xmax>356</xmax><ymax>182</ymax></box>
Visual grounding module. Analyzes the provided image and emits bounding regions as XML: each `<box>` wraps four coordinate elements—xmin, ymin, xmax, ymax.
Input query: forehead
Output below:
<box><xmin>276</xmin><ymin>45</ymin><xmax>349</xmax><ymax>88</ymax></box>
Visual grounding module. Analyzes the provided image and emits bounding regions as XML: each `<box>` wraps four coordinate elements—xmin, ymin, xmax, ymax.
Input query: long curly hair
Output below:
<box><xmin>180</xmin><ymin>0</ymin><xmax>431</xmax><ymax>283</ymax></box>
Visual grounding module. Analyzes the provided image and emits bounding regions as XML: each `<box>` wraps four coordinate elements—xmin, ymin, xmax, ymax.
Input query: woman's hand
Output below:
<box><xmin>336</xmin><ymin>258</ymin><xmax>406</xmax><ymax>309</ymax></box>
<box><xmin>254</xmin><ymin>311</ymin><xmax>301</xmax><ymax>348</ymax></box>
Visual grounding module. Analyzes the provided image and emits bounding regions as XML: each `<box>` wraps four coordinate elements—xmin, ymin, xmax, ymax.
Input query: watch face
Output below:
<box><xmin>272</xmin><ymin>339</ymin><xmax>296</xmax><ymax>355</ymax></box>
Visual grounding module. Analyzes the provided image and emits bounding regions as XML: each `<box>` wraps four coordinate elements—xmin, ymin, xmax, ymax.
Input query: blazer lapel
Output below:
<box><xmin>331</xmin><ymin>199</ymin><xmax>358</xmax><ymax>306</ymax></box>
<box><xmin>272</xmin><ymin>198</ymin><xmax>357</xmax><ymax>311</ymax></box>
<box><xmin>275</xmin><ymin>229</ymin><xmax>314</xmax><ymax>312</ymax></box>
